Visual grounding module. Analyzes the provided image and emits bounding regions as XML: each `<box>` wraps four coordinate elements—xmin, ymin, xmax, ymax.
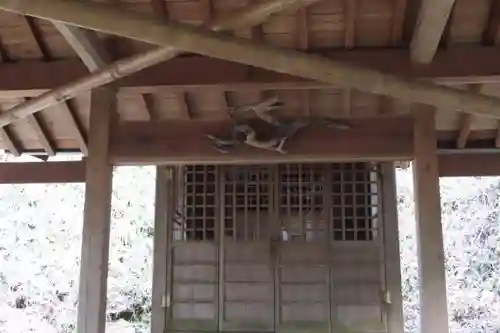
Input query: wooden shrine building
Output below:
<box><xmin>0</xmin><ymin>0</ymin><xmax>499</xmax><ymax>332</ymax></box>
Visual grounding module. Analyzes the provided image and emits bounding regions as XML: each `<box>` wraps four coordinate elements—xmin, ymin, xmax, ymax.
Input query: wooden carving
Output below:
<box><xmin>206</xmin><ymin>96</ymin><xmax>352</xmax><ymax>154</ymax></box>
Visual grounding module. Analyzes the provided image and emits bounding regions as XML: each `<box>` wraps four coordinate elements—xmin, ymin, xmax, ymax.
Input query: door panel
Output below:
<box><xmin>223</xmin><ymin>242</ymin><xmax>274</xmax><ymax>330</ymax></box>
<box><xmin>170</xmin><ymin>243</ymin><xmax>218</xmax><ymax>331</ymax></box>
<box><xmin>166</xmin><ymin>163</ymin><xmax>387</xmax><ymax>333</ymax></box>
<box><xmin>220</xmin><ymin>166</ymin><xmax>275</xmax><ymax>331</ymax></box>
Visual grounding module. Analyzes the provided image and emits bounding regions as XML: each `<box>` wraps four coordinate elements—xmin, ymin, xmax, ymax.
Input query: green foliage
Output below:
<box><xmin>397</xmin><ymin>170</ymin><xmax>500</xmax><ymax>333</ymax></box>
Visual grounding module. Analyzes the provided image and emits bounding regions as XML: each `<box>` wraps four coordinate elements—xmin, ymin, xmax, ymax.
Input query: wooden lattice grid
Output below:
<box><xmin>331</xmin><ymin>162</ymin><xmax>379</xmax><ymax>241</ymax></box>
<box><xmin>177</xmin><ymin>162</ymin><xmax>379</xmax><ymax>243</ymax></box>
<box><xmin>176</xmin><ymin>165</ymin><xmax>217</xmax><ymax>241</ymax></box>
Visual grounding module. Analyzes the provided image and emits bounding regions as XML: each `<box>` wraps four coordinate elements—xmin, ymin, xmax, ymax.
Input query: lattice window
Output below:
<box><xmin>175</xmin><ymin>165</ymin><xmax>217</xmax><ymax>241</ymax></box>
<box><xmin>222</xmin><ymin>165</ymin><xmax>272</xmax><ymax>241</ymax></box>
<box><xmin>175</xmin><ymin>163</ymin><xmax>379</xmax><ymax>242</ymax></box>
<box><xmin>278</xmin><ymin>164</ymin><xmax>327</xmax><ymax>242</ymax></box>
<box><xmin>330</xmin><ymin>162</ymin><xmax>379</xmax><ymax>241</ymax></box>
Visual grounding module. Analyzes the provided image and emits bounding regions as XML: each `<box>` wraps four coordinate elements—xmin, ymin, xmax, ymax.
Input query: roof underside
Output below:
<box><xmin>0</xmin><ymin>0</ymin><xmax>499</xmax><ymax>153</ymax></box>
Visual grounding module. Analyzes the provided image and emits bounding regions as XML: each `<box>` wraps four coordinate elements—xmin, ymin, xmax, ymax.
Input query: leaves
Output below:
<box><xmin>397</xmin><ymin>168</ymin><xmax>500</xmax><ymax>333</ymax></box>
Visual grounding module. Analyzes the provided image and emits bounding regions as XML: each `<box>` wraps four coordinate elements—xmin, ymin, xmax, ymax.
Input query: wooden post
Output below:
<box><xmin>77</xmin><ymin>88</ymin><xmax>115</xmax><ymax>333</ymax></box>
<box><xmin>380</xmin><ymin>163</ymin><xmax>404</xmax><ymax>333</ymax></box>
<box><xmin>412</xmin><ymin>107</ymin><xmax>449</xmax><ymax>333</ymax></box>
<box><xmin>151</xmin><ymin>166</ymin><xmax>174</xmax><ymax>333</ymax></box>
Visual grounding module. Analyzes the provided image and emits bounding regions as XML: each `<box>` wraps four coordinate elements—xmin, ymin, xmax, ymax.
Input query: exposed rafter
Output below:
<box><xmin>296</xmin><ymin>7</ymin><xmax>309</xmax><ymax>50</ymax></box>
<box><xmin>344</xmin><ymin>0</ymin><xmax>357</xmax><ymax>49</ymax></box>
<box><xmin>438</xmin><ymin>2</ymin><xmax>455</xmax><ymax>49</ymax></box>
<box><xmin>342</xmin><ymin>89</ymin><xmax>352</xmax><ymax>117</ymax></box>
<box><xmin>25</xmin><ymin>16</ymin><xmax>51</xmax><ymax>59</ymax></box>
<box><xmin>301</xmin><ymin>91</ymin><xmax>311</xmax><ymax>116</ymax></box>
<box><xmin>26</xmin><ymin>113</ymin><xmax>55</xmax><ymax>156</ymax></box>
<box><xmin>141</xmin><ymin>94</ymin><xmax>159</xmax><ymax>121</ymax></box>
<box><xmin>2</xmin><ymin>0</ymin><xmax>500</xmax><ymax>122</ymax></box>
<box><xmin>0</xmin><ymin>0</ymin><xmax>322</xmax><ymax>126</ymax></box>
<box><xmin>456</xmin><ymin>85</ymin><xmax>482</xmax><ymax>148</ymax></box>
<box><xmin>456</xmin><ymin>114</ymin><xmax>473</xmax><ymax>149</ymax></box>
<box><xmin>410</xmin><ymin>0</ymin><xmax>456</xmax><ymax>63</ymax></box>
<box><xmin>496</xmin><ymin>121</ymin><xmax>500</xmax><ymax>147</ymax></box>
<box><xmin>200</xmin><ymin>0</ymin><xmax>213</xmax><ymax>26</ymax></box>
<box><xmin>177</xmin><ymin>92</ymin><xmax>193</xmax><ymax>120</ymax></box>
<box><xmin>53</xmin><ymin>23</ymin><xmax>111</xmax><ymax>72</ymax></box>
<box><xmin>57</xmin><ymin>101</ymin><xmax>88</xmax><ymax>155</ymax></box>
<box><xmin>0</xmin><ymin>127</ymin><xmax>21</xmax><ymax>156</ymax></box>
<box><xmin>483</xmin><ymin>0</ymin><xmax>500</xmax><ymax>45</ymax></box>
<box><xmin>151</xmin><ymin>0</ymin><xmax>169</xmax><ymax>20</ymax></box>
<box><xmin>390</xmin><ymin>0</ymin><xmax>407</xmax><ymax>45</ymax></box>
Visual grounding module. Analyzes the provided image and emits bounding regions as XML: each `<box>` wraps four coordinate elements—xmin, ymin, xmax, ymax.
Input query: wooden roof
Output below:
<box><xmin>0</xmin><ymin>0</ymin><xmax>499</xmax><ymax>155</ymax></box>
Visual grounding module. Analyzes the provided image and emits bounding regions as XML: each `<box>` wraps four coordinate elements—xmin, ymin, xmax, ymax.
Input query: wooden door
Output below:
<box><xmin>219</xmin><ymin>165</ymin><xmax>276</xmax><ymax>331</ymax></box>
<box><xmin>165</xmin><ymin>163</ymin><xmax>387</xmax><ymax>333</ymax></box>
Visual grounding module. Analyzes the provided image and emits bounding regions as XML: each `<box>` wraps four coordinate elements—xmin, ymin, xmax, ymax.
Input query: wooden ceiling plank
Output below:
<box><xmin>410</xmin><ymin>0</ymin><xmax>457</xmax><ymax>63</ymax></box>
<box><xmin>379</xmin><ymin>95</ymin><xmax>395</xmax><ymax>116</ymax></box>
<box><xmin>456</xmin><ymin>114</ymin><xmax>473</xmax><ymax>149</ymax></box>
<box><xmin>141</xmin><ymin>94</ymin><xmax>159</xmax><ymax>121</ymax></box>
<box><xmin>0</xmin><ymin>0</ymin><xmax>323</xmax><ymax>126</ymax></box>
<box><xmin>342</xmin><ymin>89</ymin><xmax>351</xmax><ymax>117</ymax></box>
<box><xmin>249</xmin><ymin>0</ymin><xmax>263</xmax><ymax>42</ymax></box>
<box><xmin>53</xmin><ymin>23</ymin><xmax>111</xmax><ymax>72</ymax></box>
<box><xmin>456</xmin><ymin>84</ymin><xmax>482</xmax><ymax>148</ymax></box>
<box><xmin>302</xmin><ymin>91</ymin><xmax>311</xmax><ymax>116</ymax></box>
<box><xmin>178</xmin><ymin>92</ymin><xmax>194</xmax><ymax>120</ymax></box>
<box><xmin>252</xmin><ymin>25</ymin><xmax>264</xmax><ymax>41</ymax></box>
<box><xmin>296</xmin><ymin>7</ymin><xmax>309</xmax><ymax>50</ymax></box>
<box><xmin>57</xmin><ymin>102</ymin><xmax>89</xmax><ymax>155</ymax></box>
<box><xmin>24</xmin><ymin>16</ymin><xmax>51</xmax><ymax>59</ymax></box>
<box><xmin>200</xmin><ymin>0</ymin><xmax>213</xmax><ymax>25</ymax></box>
<box><xmin>438</xmin><ymin>3</ymin><xmax>455</xmax><ymax>49</ymax></box>
<box><xmin>0</xmin><ymin>127</ymin><xmax>21</xmax><ymax>156</ymax></box>
<box><xmin>344</xmin><ymin>0</ymin><xmax>357</xmax><ymax>49</ymax></box>
<box><xmin>26</xmin><ymin>113</ymin><xmax>56</xmax><ymax>156</ymax></box>
<box><xmin>495</xmin><ymin>121</ymin><xmax>500</xmax><ymax>147</ymax></box>
<box><xmin>391</xmin><ymin>0</ymin><xmax>408</xmax><ymax>45</ymax></box>
<box><xmin>3</xmin><ymin>1</ymin><xmax>500</xmax><ymax>121</ymax></box>
<box><xmin>0</xmin><ymin>36</ymin><xmax>10</xmax><ymax>62</ymax></box>
<box><xmin>151</xmin><ymin>0</ymin><xmax>169</xmax><ymax>20</ymax></box>
<box><xmin>402</xmin><ymin>0</ymin><xmax>422</xmax><ymax>44</ymax></box>
<box><xmin>483</xmin><ymin>0</ymin><xmax>500</xmax><ymax>45</ymax></box>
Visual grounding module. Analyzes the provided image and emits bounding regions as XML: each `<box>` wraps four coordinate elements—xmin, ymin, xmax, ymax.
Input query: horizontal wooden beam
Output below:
<box><xmin>0</xmin><ymin>47</ymin><xmax>500</xmax><ymax>97</ymax></box>
<box><xmin>438</xmin><ymin>153</ymin><xmax>500</xmax><ymax>177</ymax></box>
<box><xmin>0</xmin><ymin>0</ymin><xmax>322</xmax><ymax>126</ymax></box>
<box><xmin>5</xmin><ymin>0</ymin><xmax>500</xmax><ymax>119</ymax></box>
<box><xmin>108</xmin><ymin>117</ymin><xmax>414</xmax><ymax>165</ymax></box>
<box><xmin>4</xmin><ymin>1</ymin><xmax>500</xmax><ymax>120</ymax></box>
<box><xmin>0</xmin><ymin>161</ymin><xmax>85</xmax><ymax>183</ymax></box>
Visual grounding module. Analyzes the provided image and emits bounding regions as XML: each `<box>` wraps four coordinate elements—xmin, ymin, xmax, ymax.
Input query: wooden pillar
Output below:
<box><xmin>151</xmin><ymin>166</ymin><xmax>174</xmax><ymax>333</ymax></box>
<box><xmin>77</xmin><ymin>88</ymin><xmax>116</xmax><ymax>333</ymax></box>
<box><xmin>412</xmin><ymin>107</ymin><xmax>449</xmax><ymax>333</ymax></box>
<box><xmin>380</xmin><ymin>163</ymin><xmax>404</xmax><ymax>333</ymax></box>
